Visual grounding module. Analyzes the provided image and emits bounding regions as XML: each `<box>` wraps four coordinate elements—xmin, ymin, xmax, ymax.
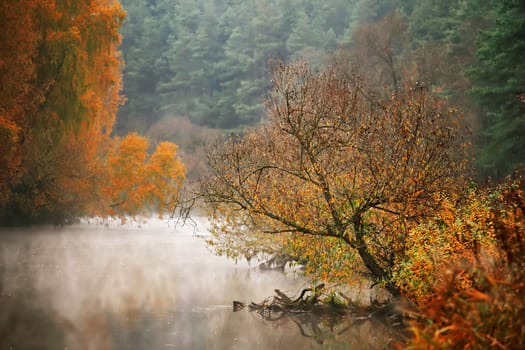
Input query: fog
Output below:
<box><xmin>0</xmin><ymin>218</ymin><xmax>394</xmax><ymax>349</ymax></box>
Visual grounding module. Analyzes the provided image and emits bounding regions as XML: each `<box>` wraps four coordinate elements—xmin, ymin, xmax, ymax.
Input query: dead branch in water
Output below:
<box><xmin>234</xmin><ymin>284</ymin><xmax>348</xmax><ymax>319</ymax></box>
<box><xmin>232</xmin><ymin>284</ymin><xmax>413</xmax><ymax>346</ymax></box>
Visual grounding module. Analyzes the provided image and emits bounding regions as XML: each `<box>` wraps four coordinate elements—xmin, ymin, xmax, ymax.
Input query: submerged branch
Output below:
<box><xmin>232</xmin><ymin>285</ymin><xmax>415</xmax><ymax>346</ymax></box>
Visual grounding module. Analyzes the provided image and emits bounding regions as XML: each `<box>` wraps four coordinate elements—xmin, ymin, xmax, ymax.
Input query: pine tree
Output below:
<box><xmin>468</xmin><ymin>0</ymin><xmax>525</xmax><ymax>177</ymax></box>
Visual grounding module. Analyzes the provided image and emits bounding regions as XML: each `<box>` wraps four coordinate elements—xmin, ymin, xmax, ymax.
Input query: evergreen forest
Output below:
<box><xmin>117</xmin><ymin>0</ymin><xmax>524</xmax><ymax>179</ymax></box>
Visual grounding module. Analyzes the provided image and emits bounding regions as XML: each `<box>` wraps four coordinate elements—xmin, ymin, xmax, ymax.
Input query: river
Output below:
<box><xmin>0</xmin><ymin>218</ymin><xmax>396</xmax><ymax>349</ymax></box>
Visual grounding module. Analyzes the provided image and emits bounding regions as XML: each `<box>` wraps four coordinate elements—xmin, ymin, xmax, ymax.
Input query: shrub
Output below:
<box><xmin>403</xmin><ymin>180</ymin><xmax>525</xmax><ymax>349</ymax></box>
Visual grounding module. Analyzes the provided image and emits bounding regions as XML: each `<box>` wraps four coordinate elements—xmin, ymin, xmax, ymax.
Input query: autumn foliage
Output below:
<box><xmin>99</xmin><ymin>133</ymin><xmax>185</xmax><ymax>217</ymax></box>
<box><xmin>191</xmin><ymin>59</ymin><xmax>524</xmax><ymax>348</ymax></box>
<box><xmin>392</xmin><ymin>189</ymin><xmax>498</xmax><ymax>304</ymax></box>
<box><xmin>0</xmin><ymin>0</ymin><xmax>184</xmax><ymax>224</ymax></box>
<box><xmin>400</xmin><ymin>179</ymin><xmax>525</xmax><ymax>349</ymax></box>
<box><xmin>192</xmin><ymin>59</ymin><xmax>469</xmax><ymax>296</ymax></box>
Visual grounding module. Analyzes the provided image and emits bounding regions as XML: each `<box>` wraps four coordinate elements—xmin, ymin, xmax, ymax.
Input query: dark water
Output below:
<box><xmin>0</xmin><ymin>219</ymin><xmax>396</xmax><ymax>350</ymax></box>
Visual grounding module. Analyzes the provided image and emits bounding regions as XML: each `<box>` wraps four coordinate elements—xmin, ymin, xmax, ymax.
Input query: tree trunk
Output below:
<box><xmin>355</xmin><ymin>241</ymin><xmax>400</xmax><ymax>297</ymax></box>
<box><xmin>350</xmin><ymin>214</ymin><xmax>401</xmax><ymax>297</ymax></box>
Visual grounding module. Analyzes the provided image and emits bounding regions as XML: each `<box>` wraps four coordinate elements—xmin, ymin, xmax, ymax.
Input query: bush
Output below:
<box><xmin>403</xmin><ymin>180</ymin><xmax>525</xmax><ymax>349</ymax></box>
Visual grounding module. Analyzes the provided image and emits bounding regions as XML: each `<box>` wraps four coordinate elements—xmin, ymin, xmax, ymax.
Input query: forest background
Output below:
<box><xmin>117</xmin><ymin>0</ymin><xmax>523</xmax><ymax>180</ymax></box>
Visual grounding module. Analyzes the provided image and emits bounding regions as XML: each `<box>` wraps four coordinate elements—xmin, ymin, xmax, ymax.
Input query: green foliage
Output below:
<box><xmin>468</xmin><ymin>0</ymin><xmax>525</xmax><ymax>178</ymax></box>
<box><xmin>117</xmin><ymin>0</ymin><xmax>364</xmax><ymax>131</ymax></box>
<box><xmin>116</xmin><ymin>0</ymin><xmax>522</xmax><ymax>178</ymax></box>
<box><xmin>407</xmin><ymin>1</ymin><xmax>464</xmax><ymax>46</ymax></box>
<box><xmin>116</xmin><ymin>0</ymin><xmax>174</xmax><ymax>133</ymax></box>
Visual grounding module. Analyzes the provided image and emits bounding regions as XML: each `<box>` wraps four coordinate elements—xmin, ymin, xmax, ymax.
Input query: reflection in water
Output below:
<box><xmin>244</xmin><ymin>288</ymin><xmax>406</xmax><ymax>349</ymax></box>
<box><xmin>0</xmin><ymin>219</ymin><xmax>396</xmax><ymax>349</ymax></box>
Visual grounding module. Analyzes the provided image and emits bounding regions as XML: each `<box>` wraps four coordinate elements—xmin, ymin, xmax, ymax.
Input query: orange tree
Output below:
<box><xmin>0</xmin><ymin>0</ymin><xmax>185</xmax><ymax>224</ymax></box>
<box><xmin>0</xmin><ymin>0</ymin><xmax>126</xmax><ymax>222</ymax></box>
<box><xmin>189</xmin><ymin>60</ymin><xmax>470</xmax><ymax>296</ymax></box>
<box><xmin>97</xmin><ymin>133</ymin><xmax>185</xmax><ymax>218</ymax></box>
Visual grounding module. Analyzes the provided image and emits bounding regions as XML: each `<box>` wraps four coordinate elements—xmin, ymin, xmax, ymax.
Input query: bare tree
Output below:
<box><xmin>334</xmin><ymin>12</ymin><xmax>408</xmax><ymax>93</ymax></box>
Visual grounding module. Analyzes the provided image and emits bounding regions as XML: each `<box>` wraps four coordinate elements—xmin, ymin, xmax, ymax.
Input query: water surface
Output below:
<box><xmin>0</xmin><ymin>219</ymin><xmax>395</xmax><ymax>349</ymax></box>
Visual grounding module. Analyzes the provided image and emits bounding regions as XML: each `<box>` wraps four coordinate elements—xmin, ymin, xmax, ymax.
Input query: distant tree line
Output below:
<box><xmin>117</xmin><ymin>0</ymin><xmax>523</xmax><ymax>178</ymax></box>
<box><xmin>117</xmin><ymin>0</ymin><xmax>369</xmax><ymax>131</ymax></box>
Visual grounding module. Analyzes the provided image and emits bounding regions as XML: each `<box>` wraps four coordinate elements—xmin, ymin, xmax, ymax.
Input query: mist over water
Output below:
<box><xmin>0</xmin><ymin>218</ymin><xmax>394</xmax><ymax>349</ymax></box>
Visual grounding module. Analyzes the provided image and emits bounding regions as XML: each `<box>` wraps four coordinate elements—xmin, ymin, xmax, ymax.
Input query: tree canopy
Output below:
<box><xmin>468</xmin><ymin>0</ymin><xmax>525</xmax><ymax>177</ymax></box>
<box><xmin>0</xmin><ymin>0</ymin><xmax>185</xmax><ymax>224</ymax></box>
<box><xmin>117</xmin><ymin>0</ymin><xmax>523</xmax><ymax>178</ymax></box>
<box><xmin>190</xmin><ymin>60</ymin><xmax>469</xmax><ymax>296</ymax></box>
